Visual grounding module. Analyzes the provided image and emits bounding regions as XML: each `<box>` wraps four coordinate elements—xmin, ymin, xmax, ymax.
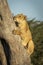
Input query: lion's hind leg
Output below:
<box><xmin>27</xmin><ymin>40</ymin><xmax>34</xmax><ymax>55</ymax></box>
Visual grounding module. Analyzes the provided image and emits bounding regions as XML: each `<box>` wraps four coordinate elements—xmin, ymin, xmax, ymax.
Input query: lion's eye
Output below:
<box><xmin>15</xmin><ymin>21</ymin><xmax>19</xmax><ymax>27</ymax></box>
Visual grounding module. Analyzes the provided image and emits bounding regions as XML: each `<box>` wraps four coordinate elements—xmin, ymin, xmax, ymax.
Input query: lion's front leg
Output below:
<box><xmin>21</xmin><ymin>40</ymin><xmax>28</xmax><ymax>46</ymax></box>
<box><xmin>12</xmin><ymin>29</ymin><xmax>21</xmax><ymax>35</ymax></box>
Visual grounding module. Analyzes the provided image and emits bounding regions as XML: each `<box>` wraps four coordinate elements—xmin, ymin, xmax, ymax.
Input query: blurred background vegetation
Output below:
<box><xmin>27</xmin><ymin>20</ymin><xmax>43</xmax><ymax>65</ymax></box>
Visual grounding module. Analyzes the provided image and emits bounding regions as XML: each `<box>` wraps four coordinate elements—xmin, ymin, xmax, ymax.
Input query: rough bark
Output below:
<box><xmin>0</xmin><ymin>0</ymin><xmax>32</xmax><ymax>65</ymax></box>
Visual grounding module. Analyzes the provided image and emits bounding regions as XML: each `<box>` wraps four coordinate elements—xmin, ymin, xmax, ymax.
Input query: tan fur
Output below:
<box><xmin>13</xmin><ymin>14</ymin><xmax>34</xmax><ymax>55</ymax></box>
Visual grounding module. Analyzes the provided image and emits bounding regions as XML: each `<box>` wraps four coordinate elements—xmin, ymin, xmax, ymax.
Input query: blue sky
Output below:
<box><xmin>7</xmin><ymin>0</ymin><xmax>43</xmax><ymax>21</ymax></box>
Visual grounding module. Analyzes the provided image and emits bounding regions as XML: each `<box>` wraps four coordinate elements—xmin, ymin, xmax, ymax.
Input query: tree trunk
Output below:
<box><xmin>0</xmin><ymin>0</ymin><xmax>32</xmax><ymax>65</ymax></box>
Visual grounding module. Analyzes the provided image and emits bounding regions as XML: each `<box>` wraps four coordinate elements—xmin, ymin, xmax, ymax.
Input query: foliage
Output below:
<box><xmin>27</xmin><ymin>20</ymin><xmax>43</xmax><ymax>65</ymax></box>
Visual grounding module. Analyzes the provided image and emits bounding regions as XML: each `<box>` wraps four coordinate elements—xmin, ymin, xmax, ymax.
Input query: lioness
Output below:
<box><xmin>13</xmin><ymin>14</ymin><xmax>34</xmax><ymax>55</ymax></box>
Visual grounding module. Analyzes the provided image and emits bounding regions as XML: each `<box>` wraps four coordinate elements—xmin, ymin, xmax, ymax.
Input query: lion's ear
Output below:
<box><xmin>24</xmin><ymin>15</ymin><xmax>27</xmax><ymax>20</ymax></box>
